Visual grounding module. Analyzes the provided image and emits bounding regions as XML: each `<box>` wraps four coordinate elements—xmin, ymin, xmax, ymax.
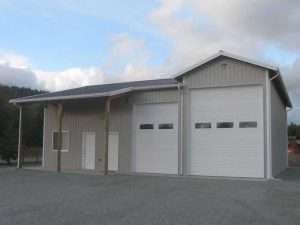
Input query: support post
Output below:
<box><xmin>17</xmin><ymin>105</ymin><xmax>23</xmax><ymax>169</ymax></box>
<box><xmin>104</xmin><ymin>98</ymin><xmax>111</xmax><ymax>175</ymax></box>
<box><xmin>57</xmin><ymin>103</ymin><xmax>64</xmax><ymax>173</ymax></box>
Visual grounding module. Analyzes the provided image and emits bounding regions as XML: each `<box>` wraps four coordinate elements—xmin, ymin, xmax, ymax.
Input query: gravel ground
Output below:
<box><xmin>0</xmin><ymin>168</ymin><xmax>300</xmax><ymax>225</ymax></box>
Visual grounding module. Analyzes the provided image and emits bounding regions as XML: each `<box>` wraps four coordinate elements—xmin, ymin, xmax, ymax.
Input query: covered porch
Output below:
<box><xmin>9</xmin><ymin>79</ymin><xmax>179</xmax><ymax>174</ymax></box>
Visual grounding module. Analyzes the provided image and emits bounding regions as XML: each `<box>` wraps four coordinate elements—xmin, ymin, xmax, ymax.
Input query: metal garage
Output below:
<box><xmin>10</xmin><ymin>51</ymin><xmax>292</xmax><ymax>179</ymax></box>
<box><xmin>187</xmin><ymin>86</ymin><xmax>265</xmax><ymax>178</ymax></box>
<box><xmin>132</xmin><ymin>103</ymin><xmax>178</xmax><ymax>174</ymax></box>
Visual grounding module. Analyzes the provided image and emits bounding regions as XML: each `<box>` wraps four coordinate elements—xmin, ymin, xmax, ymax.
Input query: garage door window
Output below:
<box><xmin>239</xmin><ymin>121</ymin><xmax>257</xmax><ymax>128</ymax></box>
<box><xmin>159</xmin><ymin>123</ymin><xmax>174</xmax><ymax>129</ymax></box>
<box><xmin>217</xmin><ymin>122</ymin><xmax>234</xmax><ymax>128</ymax></box>
<box><xmin>195</xmin><ymin>123</ymin><xmax>211</xmax><ymax>129</ymax></box>
<box><xmin>140</xmin><ymin>124</ymin><xmax>154</xmax><ymax>129</ymax></box>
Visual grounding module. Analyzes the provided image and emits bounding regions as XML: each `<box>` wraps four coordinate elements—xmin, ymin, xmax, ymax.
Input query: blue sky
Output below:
<box><xmin>0</xmin><ymin>0</ymin><xmax>169</xmax><ymax>70</ymax></box>
<box><xmin>0</xmin><ymin>0</ymin><xmax>299</xmax><ymax>123</ymax></box>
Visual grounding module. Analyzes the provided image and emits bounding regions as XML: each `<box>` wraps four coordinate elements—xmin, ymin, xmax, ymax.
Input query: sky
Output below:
<box><xmin>0</xmin><ymin>0</ymin><xmax>299</xmax><ymax>123</ymax></box>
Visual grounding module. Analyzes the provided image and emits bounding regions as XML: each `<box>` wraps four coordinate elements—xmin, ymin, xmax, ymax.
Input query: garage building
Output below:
<box><xmin>10</xmin><ymin>51</ymin><xmax>292</xmax><ymax>179</ymax></box>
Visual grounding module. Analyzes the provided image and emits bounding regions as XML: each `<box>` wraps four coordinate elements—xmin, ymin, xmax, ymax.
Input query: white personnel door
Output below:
<box><xmin>82</xmin><ymin>132</ymin><xmax>96</xmax><ymax>170</ymax></box>
<box><xmin>108</xmin><ymin>132</ymin><xmax>119</xmax><ymax>171</ymax></box>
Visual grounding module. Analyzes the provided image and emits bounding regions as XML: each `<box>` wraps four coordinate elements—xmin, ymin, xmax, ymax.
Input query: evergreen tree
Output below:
<box><xmin>0</xmin><ymin>84</ymin><xmax>46</xmax><ymax>164</ymax></box>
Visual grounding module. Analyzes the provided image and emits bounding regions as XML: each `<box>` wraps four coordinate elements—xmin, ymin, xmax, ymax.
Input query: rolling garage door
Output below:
<box><xmin>188</xmin><ymin>86</ymin><xmax>264</xmax><ymax>178</ymax></box>
<box><xmin>132</xmin><ymin>103</ymin><xmax>178</xmax><ymax>174</ymax></box>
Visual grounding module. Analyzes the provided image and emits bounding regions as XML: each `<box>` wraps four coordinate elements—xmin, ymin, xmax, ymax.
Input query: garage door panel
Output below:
<box><xmin>133</xmin><ymin>103</ymin><xmax>178</xmax><ymax>174</ymax></box>
<box><xmin>189</xmin><ymin>86</ymin><xmax>264</xmax><ymax>178</ymax></box>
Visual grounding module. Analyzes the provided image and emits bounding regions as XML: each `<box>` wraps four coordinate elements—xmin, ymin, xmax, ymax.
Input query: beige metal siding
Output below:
<box><xmin>43</xmin><ymin>101</ymin><xmax>106</xmax><ymax>172</ymax></box>
<box><xmin>109</xmin><ymin>98</ymin><xmax>133</xmax><ymax>173</ymax></box>
<box><xmin>43</xmin><ymin>89</ymin><xmax>178</xmax><ymax>173</ymax></box>
<box><xmin>183</xmin><ymin>57</ymin><xmax>266</xmax><ymax>88</ymax></box>
<box><xmin>182</xmin><ymin>57</ymin><xmax>268</xmax><ymax>175</ymax></box>
<box><xmin>271</xmin><ymin>82</ymin><xmax>288</xmax><ymax>176</ymax></box>
<box><xmin>130</xmin><ymin>89</ymin><xmax>178</xmax><ymax>104</ymax></box>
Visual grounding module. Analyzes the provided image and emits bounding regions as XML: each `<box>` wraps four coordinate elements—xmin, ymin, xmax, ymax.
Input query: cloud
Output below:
<box><xmin>102</xmin><ymin>33</ymin><xmax>165</xmax><ymax>83</ymax></box>
<box><xmin>283</xmin><ymin>59</ymin><xmax>300</xmax><ymax>123</ymax></box>
<box><xmin>35</xmin><ymin>67</ymin><xmax>105</xmax><ymax>91</ymax></box>
<box><xmin>0</xmin><ymin>52</ymin><xmax>38</xmax><ymax>88</ymax></box>
<box><xmin>1</xmin><ymin>1</ymin><xmax>300</xmax><ymax>123</ymax></box>
<box><xmin>0</xmin><ymin>34</ymin><xmax>159</xmax><ymax>92</ymax></box>
<box><xmin>150</xmin><ymin>0</ymin><xmax>300</xmax><ymax>123</ymax></box>
<box><xmin>0</xmin><ymin>52</ymin><xmax>30</xmax><ymax>69</ymax></box>
<box><xmin>0</xmin><ymin>64</ymin><xmax>38</xmax><ymax>89</ymax></box>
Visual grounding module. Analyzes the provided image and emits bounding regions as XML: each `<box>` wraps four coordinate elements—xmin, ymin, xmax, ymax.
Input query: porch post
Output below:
<box><xmin>57</xmin><ymin>103</ymin><xmax>64</xmax><ymax>172</ymax></box>
<box><xmin>104</xmin><ymin>97</ymin><xmax>111</xmax><ymax>175</ymax></box>
<box><xmin>17</xmin><ymin>105</ymin><xmax>23</xmax><ymax>169</ymax></box>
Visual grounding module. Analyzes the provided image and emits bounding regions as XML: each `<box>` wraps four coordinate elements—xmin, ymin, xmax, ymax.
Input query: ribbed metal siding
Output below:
<box><xmin>109</xmin><ymin>98</ymin><xmax>132</xmax><ymax>173</ymax></box>
<box><xmin>43</xmin><ymin>90</ymin><xmax>178</xmax><ymax>173</ymax></box>
<box><xmin>184</xmin><ymin>57</ymin><xmax>266</xmax><ymax>88</ymax></box>
<box><xmin>182</xmin><ymin>57</ymin><xmax>268</xmax><ymax>176</ymax></box>
<box><xmin>43</xmin><ymin>102</ymin><xmax>106</xmax><ymax>172</ymax></box>
<box><xmin>271</xmin><ymin>82</ymin><xmax>288</xmax><ymax>176</ymax></box>
<box><xmin>130</xmin><ymin>89</ymin><xmax>178</xmax><ymax>104</ymax></box>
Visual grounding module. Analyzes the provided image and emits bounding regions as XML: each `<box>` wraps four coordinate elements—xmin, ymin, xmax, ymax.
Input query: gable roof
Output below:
<box><xmin>174</xmin><ymin>50</ymin><xmax>279</xmax><ymax>79</ymax></box>
<box><xmin>10</xmin><ymin>51</ymin><xmax>292</xmax><ymax>108</ymax></box>
<box><xmin>174</xmin><ymin>50</ymin><xmax>292</xmax><ymax>108</ymax></box>
<box><xmin>9</xmin><ymin>78</ymin><xmax>178</xmax><ymax>104</ymax></box>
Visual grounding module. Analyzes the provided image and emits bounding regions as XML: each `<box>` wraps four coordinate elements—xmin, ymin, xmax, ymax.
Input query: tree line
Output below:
<box><xmin>0</xmin><ymin>85</ymin><xmax>45</xmax><ymax>164</ymax></box>
<box><xmin>288</xmin><ymin>122</ymin><xmax>300</xmax><ymax>137</ymax></box>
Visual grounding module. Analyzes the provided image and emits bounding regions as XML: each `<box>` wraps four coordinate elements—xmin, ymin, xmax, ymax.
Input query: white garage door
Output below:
<box><xmin>132</xmin><ymin>103</ymin><xmax>178</xmax><ymax>174</ymax></box>
<box><xmin>188</xmin><ymin>86</ymin><xmax>264</xmax><ymax>178</ymax></box>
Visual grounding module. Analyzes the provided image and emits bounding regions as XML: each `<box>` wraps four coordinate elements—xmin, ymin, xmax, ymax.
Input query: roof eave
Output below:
<box><xmin>9</xmin><ymin>83</ymin><xmax>179</xmax><ymax>104</ymax></box>
<box><xmin>173</xmin><ymin>50</ymin><xmax>279</xmax><ymax>79</ymax></box>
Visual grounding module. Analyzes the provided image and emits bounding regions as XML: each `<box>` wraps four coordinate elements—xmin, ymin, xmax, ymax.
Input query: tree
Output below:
<box><xmin>0</xmin><ymin>84</ymin><xmax>46</xmax><ymax>165</ymax></box>
<box><xmin>288</xmin><ymin>122</ymin><xmax>300</xmax><ymax>137</ymax></box>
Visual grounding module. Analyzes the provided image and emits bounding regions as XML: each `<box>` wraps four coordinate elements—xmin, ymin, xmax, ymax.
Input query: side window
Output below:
<box><xmin>158</xmin><ymin>123</ymin><xmax>174</xmax><ymax>129</ymax></box>
<box><xmin>53</xmin><ymin>131</ymin><xmax>69</xmax><ymax>151</ymax></box>
<box><xmin>239</xmin><ymin>121</ymin><xmax>257</xmax><ymax>128</ymax></box>
<box><xmin>140</xmin><ymin>124</ymin><xmax>154</xmax><ymax>129</ymax></box>
<box><xmin>217</xmin><ymin>122</ymin><xmax>234</xmax><ymax>128</ymax></box>
<box><xmin>195</xmin><ymin>123</ymin><xmax>211</xmax><ymax>129</ymax></box>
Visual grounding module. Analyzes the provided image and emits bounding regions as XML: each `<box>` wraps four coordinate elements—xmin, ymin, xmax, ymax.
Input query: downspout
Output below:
<box><xmin>177</xmin><ymin>82</ymin><xmax>184</xmax><ymax>176</ymax></box>
<box><xmin>265</xmin><ymin>71</ymin><xmax>272</xmax><ymax>179</ymax></box>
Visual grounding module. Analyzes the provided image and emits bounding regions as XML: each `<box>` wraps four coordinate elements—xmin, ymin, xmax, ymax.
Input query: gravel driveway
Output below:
<box><xmin>0</xmin><ymin>168</ymin><xmax>299</xmax><ymax>225</ymax></box>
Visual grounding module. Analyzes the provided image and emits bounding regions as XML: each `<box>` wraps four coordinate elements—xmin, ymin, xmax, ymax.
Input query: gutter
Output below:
<box><xmin>9</xmin><ymin>84</ymin><xmax>180</xmax><ymax>104</ymax></box>
<box><xmin>269</xmin><ymin>71</ymin><xmax>292</xmax><ymax>108</ymax></box>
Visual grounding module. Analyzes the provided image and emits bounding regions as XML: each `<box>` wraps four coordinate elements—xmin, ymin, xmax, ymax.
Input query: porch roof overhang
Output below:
<box><xmin>9</xmin><ymin>79</ymin><xmax>179</xmax><ymax>105</ymax></box>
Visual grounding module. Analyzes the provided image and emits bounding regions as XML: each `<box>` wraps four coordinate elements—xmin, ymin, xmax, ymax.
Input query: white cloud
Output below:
<box><xmin>35</xmin><ymin>67</ymin><xmax>105</xmax><ymax>91</ymax></box>
<box><xmin>102</xmin><ymin>33</ymin><xmax>165</xmax><ymax>83</ymax></box>
<box><xmin>1</xmin><ymin>0</ymin><xmax>300</xmax><ymax>123</ymax></box>
<box><xmin>0</xmin><ymin>52</ymin><xmax>31</xmax><ymax>69</ymax></box>
<box><xmin>0</xmin><ymin>34</ymin><xmax>159</xmax><ymax>91</ymax></box>
<box><xmin>0</xmin><ymin>52</ymin><xmax>38</xmax><ymax>88</ymax></box>
<box><xmin>150</xmin><ymin>0</ymin><xmax>300</xmax><ymax>123</ymax></box>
